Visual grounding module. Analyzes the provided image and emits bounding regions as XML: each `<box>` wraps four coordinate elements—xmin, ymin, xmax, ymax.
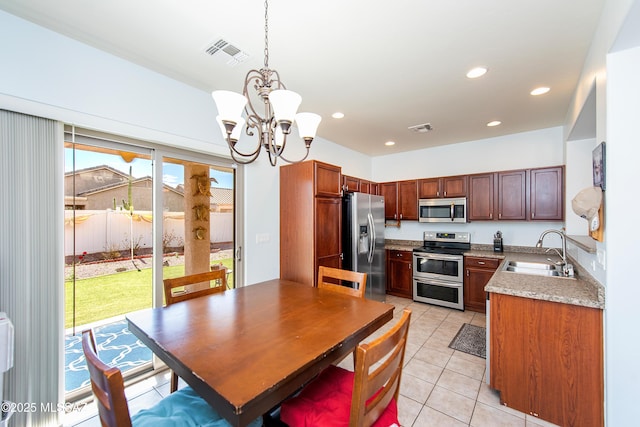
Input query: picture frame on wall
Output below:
<box><xmin>592</xmin><ymin>141</ymin><xmax>606</xmax><ymax>190</ymax></box>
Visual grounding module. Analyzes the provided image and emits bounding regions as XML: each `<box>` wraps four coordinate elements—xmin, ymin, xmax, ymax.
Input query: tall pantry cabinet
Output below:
<box><xmin>280</xmin><ymin>160</ymin><xmax>343</xmax><ymax>286</ymax></box>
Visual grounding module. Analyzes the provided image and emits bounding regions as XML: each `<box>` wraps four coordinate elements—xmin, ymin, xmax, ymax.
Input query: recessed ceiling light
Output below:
<box><xmin>487</xmin><ymin>121</ymin><xmax>502</xmax><ymax>127</ymax></box>
<box><xmin>530</xmin><ymin>87</ymin><xmax>550</xmax><ymax>96</ymax></box>
<box><xmin>466</xmin><ymin>67</ymin><xmax>488</xmax><ymax>79</ymax></box>
<box><xmin>385</xmin><ymin>141</ymin><xmax>396</xmax><ymax>146</ymax></box>
<box><xmin>331</xmin><ymin>112</ymin><xmax>345</xmax><ymax>119</ymax></box>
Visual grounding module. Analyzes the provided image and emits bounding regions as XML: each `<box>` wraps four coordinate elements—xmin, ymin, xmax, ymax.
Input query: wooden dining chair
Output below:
<box><xmin>317</xmin><ymin>266</ymin><xmax>367</xmax><ymax>298</ymax></box>
<box><xmin>163</xmin><ymin>269</ymin><xmax>227</xmax><ymax>306</ymax></box>
<box><xmin>280</xmin><ymin>308</ymin><xmax>412</xmax><ymax>427</ymax></box>
<box><xmin>162</xmin><ymin>269</ymin><xmax>227</xmax><ymax>392</ymax></box>
<box><xmin>81</xmin><ymin>329</ymin><xmax>262</xmax><ymax>427</ymax></box>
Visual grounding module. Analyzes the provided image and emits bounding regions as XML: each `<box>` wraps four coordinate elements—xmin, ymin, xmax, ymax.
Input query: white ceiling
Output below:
<box><xmin>0</xmin><ymin>0</ymin><xmax>605</xmax><ymax>156</ymax></box>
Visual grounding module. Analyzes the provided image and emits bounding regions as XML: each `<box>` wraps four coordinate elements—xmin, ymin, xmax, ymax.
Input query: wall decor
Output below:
<box><xmin>592</xmin><ymin>141</ymin><xmax>606</xmax><ymax>190</ymax></box>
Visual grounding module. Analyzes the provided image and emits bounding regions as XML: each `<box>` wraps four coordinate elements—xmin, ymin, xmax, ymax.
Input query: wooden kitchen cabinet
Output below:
<box><xmin>379</xmin><ymin>180</ymin><xmax>418</xmax><ymax>221</ymax></box>
<box><xmin>490</xmin><ymin>293</ymin><xmax>604</xmax><ymax>426</ymax></box>
<box><xmin>468</xmin><ymin>169</ymin><xmax>527</xmax><ymax>221</ymax></box>
<box><xmin>497</xmin><ymin>169</ymin><xmax>527</xmax><ymax>220</ymax></box>
<box><xmin>469</xmin><ymin>166</ymin><xmax>564</xmax><ymax>222</ymax></box>
<box><xmin>398</xmin><ymin>180</ymin><xmax>418</xmax><ymax>220</ymax></box>
<box><xmin>342</xmin><ymin>175</ymin><xmax>360</xmax><ymax>193</ymax></box>
<box><xmin>529</xmin><ymin>166</ymin><xmax>564</xmax><ymax>220</ymax></box>
<box><xmin>418</xmin><ymin>175</ymin><xmax>468</xmax><ymax>198</ymax></box>
<box><xmin>463</xmin><ymin>256</ymin><xmax>499</xmax><ymax>312</ymax></box>
<box><xmin>280</xmin><ymin>160</ymin><xmax>342</xmax><ymax>286</ymax></box>
<box><xmin>468</xmin><ymin>173</ymin><xmax>495</xmax><ymax>220</ymax></box>
<box><xmin>359</xmin><ymin>180</ymin><xmax>371</xmax><ymax>194</ymax></box>
<box><xmin>379</xmin><ymin>182</ymin><xmax>398</xmax><ymax>220</ymax></box>
<box><xmin>386</xmin><ymin>249</ymin><xmax>413</xmax><ymax>298</ymax></box>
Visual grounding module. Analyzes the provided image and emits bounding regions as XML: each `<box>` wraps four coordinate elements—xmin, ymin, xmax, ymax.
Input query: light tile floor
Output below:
<box><xmin>65</xmin><ymin>295</ymin><xmax>560</xmax><ymax>427</ymax></box>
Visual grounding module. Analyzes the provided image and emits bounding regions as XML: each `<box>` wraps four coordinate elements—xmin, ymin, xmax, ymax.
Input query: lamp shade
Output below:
<box><xmin>295</xmin><ymin>112</ymin><xmax>322</xmax><ymax>139</ymax></box>
<box><xmin>212</xmin><ymin>90</ymin><xmax>247</xmax><ymax>122</ymax></box>
<box><xmin>269</xmin><ymin>90</ymin><xmax>302</xmax><ymax>122</ymax></box>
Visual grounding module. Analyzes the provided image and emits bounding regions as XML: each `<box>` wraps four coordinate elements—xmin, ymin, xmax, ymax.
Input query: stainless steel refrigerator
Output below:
<box><xmin>342</xmin><ymin>192</ymin><xmax>386</xmax><ymax>301</ymax></box>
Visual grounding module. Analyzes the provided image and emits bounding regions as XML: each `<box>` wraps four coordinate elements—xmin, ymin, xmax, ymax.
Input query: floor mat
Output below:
<box><xmin>448</xmin><ymin>323</ymin><xmax>486</xmax><ymax>359</ymax></box>
<box><xmin>65</xmin><ymin>319</ymin><xmax>152</xmax><ymax>393</ymax></box>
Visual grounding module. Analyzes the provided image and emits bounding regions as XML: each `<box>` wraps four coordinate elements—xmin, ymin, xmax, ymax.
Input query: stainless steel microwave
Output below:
<box><xmin>418</xmin><ymin>197</ymin><xmax>467</xmax><ymax>223</ymax></box>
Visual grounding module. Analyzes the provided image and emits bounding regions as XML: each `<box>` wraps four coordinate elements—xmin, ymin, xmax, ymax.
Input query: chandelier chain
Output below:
<box><xmin>263</xmin><ymin>0</ymin><xmax>269</xmax><ymax>69</ymax></box>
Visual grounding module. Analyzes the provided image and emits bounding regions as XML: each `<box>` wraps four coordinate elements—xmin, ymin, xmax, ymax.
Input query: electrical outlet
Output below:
<box><xmin>256</xmin><ymin>233</ymin><xmax>270</xmax><ymax>244</ymax></box>
<box><xmin>597</xmin><ymin>248</ymin><xmax>606</xmax><ymax>268</ymax></box>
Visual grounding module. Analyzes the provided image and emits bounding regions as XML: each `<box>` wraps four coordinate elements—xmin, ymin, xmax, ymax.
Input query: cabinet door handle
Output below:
<box><xmin>478</xmin><ymin>261</ymin><xmax>485</xmax><ymax>265</ymax></box>
<box><xmin>499</xmin><ymin>213</ymin><xmax>502</xmax><ymax>219</ymax></box>
<box><xmin>466</xmin><ymin>269</ymin><xmax>469</xmax><ymax>276</ymax></box>
<box><xmin>400</xmin><ymin>213</ymin><xmax>403</xmax><ymax>219</ymax></box>
<box><xmin>409</xmin><ymin>263</ymin><xmax>412</xmax><ymax>270</ymax></box>
<box><xmin>490</xmin><ymin>212</ymin><xmax>493</xmax><ymax>219</ymax></box>
<box><xmin>532</xmin><ymin>212</ymin><xmax>536</xmax><ymax>219</ymax></box>
<box><xmin>444</xmin><ymin>191</ymin><xmax>447</xmax><ymax>197</ymax></box>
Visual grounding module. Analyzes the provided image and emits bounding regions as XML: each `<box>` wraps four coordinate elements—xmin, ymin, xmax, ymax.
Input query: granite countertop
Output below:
<box><xmin>384</xmin><ymin>240</ymin><xmax>605</xmax><ymax>310</ymax></box>
<box><xmin>474</xmin><ymin>249</ymin><xmax>605</xmax><ymax>309</ymax></box>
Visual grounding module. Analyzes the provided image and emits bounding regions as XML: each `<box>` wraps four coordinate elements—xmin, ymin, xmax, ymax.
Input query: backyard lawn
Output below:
<box><xmin>65</xmin><ymin>258</ymin><xmax>234</xmax><ymax>329</ymax></box>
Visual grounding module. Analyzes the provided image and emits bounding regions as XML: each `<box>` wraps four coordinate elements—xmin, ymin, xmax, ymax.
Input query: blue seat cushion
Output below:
<box><xmin>131</xmin><ymin>386</ymin><xmax>262</xmax><ymax>427</ymax></box>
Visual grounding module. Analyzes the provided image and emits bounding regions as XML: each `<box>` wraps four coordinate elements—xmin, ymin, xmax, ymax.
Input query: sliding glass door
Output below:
<box><xmin>63</xmin><ymin>128</ymin><xmax>239</xmax><ymax>400</ymax></box>
<box><xmin>64</xmin><ymin>137</ymin><xmax>155</xmax><ymax>397</ymax></box>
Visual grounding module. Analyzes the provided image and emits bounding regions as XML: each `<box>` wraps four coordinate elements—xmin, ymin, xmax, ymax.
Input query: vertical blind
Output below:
<box><xmin>0</xmin><ymin>109</ymin><xmax>63</xmax><ymax>426</ymax></box>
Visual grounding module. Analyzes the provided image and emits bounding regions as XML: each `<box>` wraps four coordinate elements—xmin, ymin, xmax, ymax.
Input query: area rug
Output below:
<box><xmin>65</xmin><ymin>319</ymin><xmax>152</xmax><ymax>393</ymax></box>
<box><xmin>448</xmin><ymin>323</ymin><xmax>486</xmax><ymax>359</ymax></box>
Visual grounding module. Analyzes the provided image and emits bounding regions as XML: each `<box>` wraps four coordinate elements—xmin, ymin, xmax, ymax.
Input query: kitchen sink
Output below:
<box><xmin>506</xmin><ymin>260</ymin><xmax>558</xmax><ymax>270</ymax></box>
<box><xmin>502</xmin><ymin>260</ymin><xmax>576</xmax><ymax>278</ymax></box>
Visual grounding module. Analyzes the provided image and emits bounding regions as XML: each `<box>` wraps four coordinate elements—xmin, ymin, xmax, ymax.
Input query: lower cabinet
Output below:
<box><xmin>463</xmin><ymin>256</ymin><xmax>499</xmax><ymax>312</ymax></box>
<box><xmin>490</xmin><ymin>293</ymin><xmax>604</xmax><ymax>427</ymax></box>
<box><xmin>386</xmin><ymin>250</ymin><xmax>413</xmax><ymax>299</ymax></box>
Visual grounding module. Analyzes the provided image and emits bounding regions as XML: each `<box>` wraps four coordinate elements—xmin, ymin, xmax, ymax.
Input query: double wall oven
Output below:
<box><xmin>413</xmin><ymin>231</ymin><xmax>470</xmax><ymax>310</ymax></box>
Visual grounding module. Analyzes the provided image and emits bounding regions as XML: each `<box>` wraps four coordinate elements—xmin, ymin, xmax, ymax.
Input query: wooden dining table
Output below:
<box><xmin>126</xmin><ymin>278</ymin><xmax>394</xmax><ymax>427</ymax></box>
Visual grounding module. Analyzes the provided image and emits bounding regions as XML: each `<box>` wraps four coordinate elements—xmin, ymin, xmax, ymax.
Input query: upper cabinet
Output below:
<box><xmin>315</xmin><ymin>162</ymin><xmax>342</xmax><ymax>197</ymax></box>
<box><xmin>379</xmin><ymin>182</ymin><xmax>398</xmax><ymax>220</ymax></box>
<box><xmin>468</xmin><ymin>173</ymin><xmax>495</xmax><ymax>221</ymax></box>
<box><xmin>380</xmin><ymin>180</ymin><xmax>418</xmax><ymax>221</ymax></box>
<box><xmin>341</xmin><ymin>175</ymin><xmax>376</xmax><ymax>194</ymax></box>
<box><xmin>342</xmin><ymin>175</ymin><xmax>359</xmax><ymax>193</ymax></box>
<box><xmin>529</xmin><ymin>166</ymin><xmax>564</xmax><ymax>221</ymax></box>
<box><xmin>418</xmin><ymin>175</ymin><xmax>468</xmax><ymax>198</ymax></box>
<box><xmin>497</xmin><ymin>170</ymin><xmax>527</xmax><ymax>220</ymax></box>
<box><xmin>468</xmin><ymin>166</ymin><xmax>564</xmax><ymax>222</ymax></box>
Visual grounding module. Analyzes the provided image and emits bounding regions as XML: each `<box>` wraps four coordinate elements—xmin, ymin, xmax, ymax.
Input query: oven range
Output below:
<box><xmin>412</xmin><ymin>231</ymin><xmax>470</xmax><ymax>310</ymax></box>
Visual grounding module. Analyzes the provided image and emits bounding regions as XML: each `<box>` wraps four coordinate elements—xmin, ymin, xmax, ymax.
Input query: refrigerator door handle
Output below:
<box><xmin>367</xmin><ymin>212</ymin><xmax>375</xmax><ymax>264</ymax></box>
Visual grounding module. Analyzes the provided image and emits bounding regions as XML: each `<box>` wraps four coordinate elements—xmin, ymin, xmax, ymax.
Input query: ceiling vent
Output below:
<box><xmin>408</xmin><ymin>123</ymin><xmax>433</xmax><ymax>133</ymax></box>
<box><xmin>204</xmin><ymin>38</ymin><xmax>250</xmax><ymax>67</ymax></box>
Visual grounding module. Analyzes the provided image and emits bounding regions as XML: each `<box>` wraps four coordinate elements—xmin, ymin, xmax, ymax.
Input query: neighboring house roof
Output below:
<box><xmin>210</xmin><ymin>187</ymin><xmax>233</xmax><ymax>205</ymax></box>
<box><xmin>66</xmin><ymin>165</ymin><xmax>233</xmax><ymax>205</ymax></box>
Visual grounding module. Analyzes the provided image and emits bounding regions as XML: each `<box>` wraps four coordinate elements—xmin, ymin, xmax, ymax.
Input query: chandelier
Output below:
<box><xmin>211</xmin><ymin>0</ymin><xmax>322</xmax><ymax>166</ymax></box>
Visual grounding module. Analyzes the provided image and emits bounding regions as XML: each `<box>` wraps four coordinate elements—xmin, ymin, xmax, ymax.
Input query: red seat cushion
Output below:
<box><xmin>280</xmin><ymin>365</ymin><xmax>399</xmax><ymax>427</ymax></box>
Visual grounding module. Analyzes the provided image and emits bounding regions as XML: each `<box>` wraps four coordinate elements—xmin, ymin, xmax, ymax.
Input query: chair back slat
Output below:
<box><xmin>163</xmin><ymin>269</ymin><xmax>227</xmax><ymax>305</ymax></box>
<box><xmin>350</xmin><ymin>308</ymin><xmax>411</xmax><ymax>427</ymax></box>
<box><xmin>317</xmin><ymin>266</ymin><xmax>367</xmax><ymax>298</ymax></box>
<box><xmin>81</xmin><ymin>329</ymin><xmax>133</xmax><ymax>427</ymax></box>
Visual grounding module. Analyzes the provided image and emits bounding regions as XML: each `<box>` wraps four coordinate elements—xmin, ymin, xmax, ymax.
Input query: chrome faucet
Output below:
<box><xmin>535</xmin><ymin>229</ymin><xmax>574</xmax><ymax>277</ymax></box>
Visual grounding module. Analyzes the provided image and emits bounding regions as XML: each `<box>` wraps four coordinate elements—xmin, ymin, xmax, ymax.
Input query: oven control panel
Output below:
<box><xmin>423</xmin><ymin>231</ymin><xmax>470</xmax><ymax>243</ymax></box>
